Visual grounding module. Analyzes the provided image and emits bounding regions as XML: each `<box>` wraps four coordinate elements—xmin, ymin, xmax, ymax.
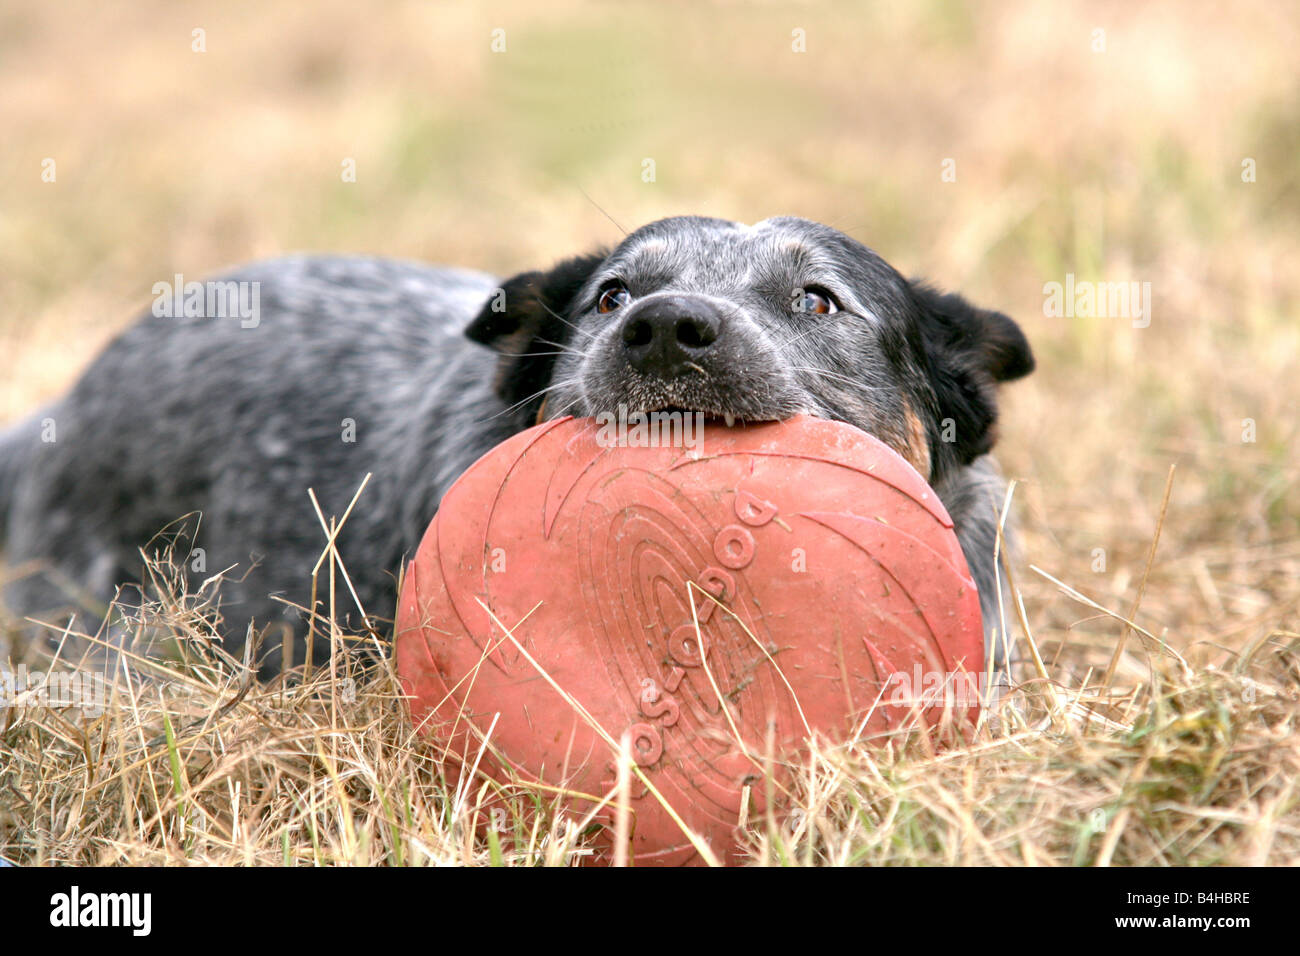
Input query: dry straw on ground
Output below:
<box><xmin>2</xmin><ymin>501</ymin><xmax>1297</xmax><ymax>867</ymax></box>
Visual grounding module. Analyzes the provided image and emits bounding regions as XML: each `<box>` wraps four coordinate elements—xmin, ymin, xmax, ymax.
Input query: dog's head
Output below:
<box><xmin>466</xmin><ymin>215</ymin><xmax>1033</xmax><ymax>483</ymax></box>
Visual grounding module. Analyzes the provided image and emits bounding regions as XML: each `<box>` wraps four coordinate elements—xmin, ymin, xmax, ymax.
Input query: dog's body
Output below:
<box><xmin>0</xmin><ymin>216</ymin><xmax>1032</xmax><ymax>676</ymax></box>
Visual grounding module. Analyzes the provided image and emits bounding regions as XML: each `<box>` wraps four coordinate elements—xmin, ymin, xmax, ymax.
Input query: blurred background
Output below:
<box><xmin>1</xmin><ymin>0</ymin><xmax>1296</xmax><ymax>675</ymax></box>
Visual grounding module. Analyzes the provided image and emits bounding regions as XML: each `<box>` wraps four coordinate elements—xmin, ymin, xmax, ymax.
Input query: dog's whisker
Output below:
<box><xmin>551</xmin><ymin>394</ymin><xmax>585</xmax><ymax>418</ymax></box>
<box><xmin>576</xmin><ymin>186</ymin><xmax>628</xmax><ymax>237</ymax></box>
<box><xmin>536</xmin><ymin>300</ymin><xmax>596</xmax><ymax>341</ymax></box>
<box><xmin>774</xmin><ymin>324</ymin><xmax>829</xmax><ymax>351</ymax></box>
<box><xmin>473</xmin><ymin>378</ymin><xmax>576</xmax><ymax>425</ymax></box>
<box><xmin>787</xmin><ymin>365</ymin><xmax>890</xmax><ymax>393</ymax></box>
<box><xmin>531</xmin><ymin>337</ymin><xmax>585</xmax><ymax>357</ymax></box>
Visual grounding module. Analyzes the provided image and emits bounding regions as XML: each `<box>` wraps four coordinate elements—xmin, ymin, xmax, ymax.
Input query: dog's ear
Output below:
<box><xmin>910</xmin><ymin>282</ymin><xmax>1034</xmax><ymax>472</ymax></box>
<box><xmin>466</xmin><ymin>252</ymin><xmax>606</xmax><ymax>419</ymax></box>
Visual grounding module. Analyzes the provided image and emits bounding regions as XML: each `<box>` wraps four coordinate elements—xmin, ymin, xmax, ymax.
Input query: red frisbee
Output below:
<box><xmin>395</xmin><ymin>414</ymin><xmax>983</xmax><ymax>865</ymax></box>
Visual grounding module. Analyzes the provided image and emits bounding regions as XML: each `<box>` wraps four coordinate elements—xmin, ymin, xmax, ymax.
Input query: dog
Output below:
<box><xmin>0</xmin><ymin>215</ymin><xmax>1033</xmax><ymax>678</ymax></box>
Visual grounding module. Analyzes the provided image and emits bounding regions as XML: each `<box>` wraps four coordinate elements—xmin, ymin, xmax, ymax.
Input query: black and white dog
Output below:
<box><xmin>0</xmin><ymin>216</ymin><xmax>1033</xmax><ymax>677</ymax></box>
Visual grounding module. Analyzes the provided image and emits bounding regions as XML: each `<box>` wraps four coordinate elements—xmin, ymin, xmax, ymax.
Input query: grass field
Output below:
<box><xmin>1</xmin><ymin>0</ymin><xmax>1298</xmax><ymax>865</ymax></box>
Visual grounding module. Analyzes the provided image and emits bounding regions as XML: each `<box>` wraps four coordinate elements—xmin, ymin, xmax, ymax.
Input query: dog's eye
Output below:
<box><xmin>793</xmin><ymin>287</ymin><xmax>840</xmax><ymax>315</ymax></box>
<box><xmin>597</xmin><ymin>285</ymin><xmax>632</xmax><ymax>313</ymax></box>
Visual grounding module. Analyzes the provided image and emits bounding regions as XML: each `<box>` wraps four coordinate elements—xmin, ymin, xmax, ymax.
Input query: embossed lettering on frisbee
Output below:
<box><xmin>394</xmin><ymin>414</ymin><xmax>983</xmax><ymax>865</ymax></box>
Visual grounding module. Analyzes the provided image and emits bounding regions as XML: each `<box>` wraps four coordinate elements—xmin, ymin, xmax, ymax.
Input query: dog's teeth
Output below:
<box><xmin>724</xmin><ymin>412</ymin><xmax>736</xmax><ymax>428</ymax></box>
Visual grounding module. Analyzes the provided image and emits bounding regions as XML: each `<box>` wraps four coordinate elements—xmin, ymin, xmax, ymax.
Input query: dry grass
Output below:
<box><xmin>3</xmin><ymin>0</ymin><xmax>1299</xmax><ymax>864</ymax></box>
<box><xmin>2</xmin><ymin>537</ymin><xmax>1297</xmax><ymax>866</ymax></box>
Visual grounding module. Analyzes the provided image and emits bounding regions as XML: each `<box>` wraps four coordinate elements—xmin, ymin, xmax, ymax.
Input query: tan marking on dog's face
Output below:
<box><xmin>901</xmin><ymin>404</ymin><xmax>932</xmax><ymax>480</ymax></box>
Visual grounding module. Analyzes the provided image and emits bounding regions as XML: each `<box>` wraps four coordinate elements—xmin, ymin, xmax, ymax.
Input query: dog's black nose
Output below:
<box><xmin>620</xmin><ymin>295</ymin><xmax>723</xmax><ymax>376</ymax></box>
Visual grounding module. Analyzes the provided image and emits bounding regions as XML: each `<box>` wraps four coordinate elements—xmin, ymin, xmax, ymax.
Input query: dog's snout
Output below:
<box><xmin>620</xmin><ymin>295</ymin><xmax>723</xmax><ymax>376</ymax></box>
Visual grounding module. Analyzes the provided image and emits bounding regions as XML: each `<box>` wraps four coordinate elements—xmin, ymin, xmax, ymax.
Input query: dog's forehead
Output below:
<box><xmin>605</xmin><ymin>215</ymin><xmax>883</xmax><ymax>286</ymax></box>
